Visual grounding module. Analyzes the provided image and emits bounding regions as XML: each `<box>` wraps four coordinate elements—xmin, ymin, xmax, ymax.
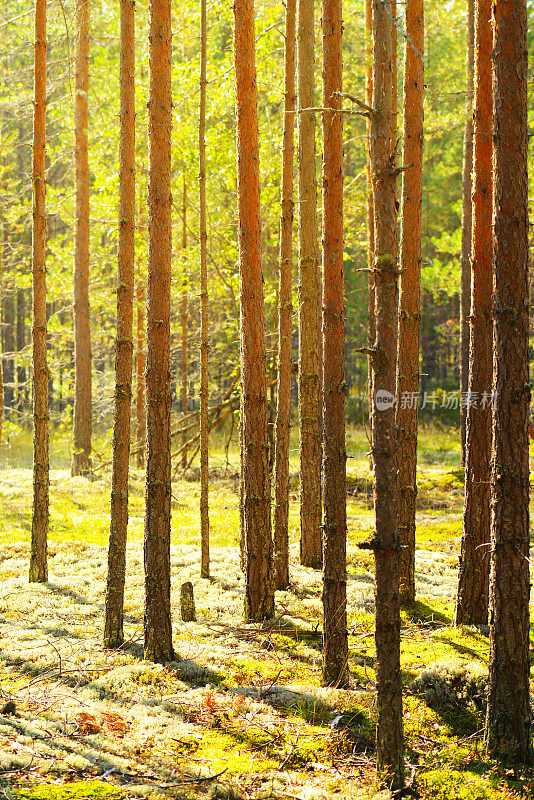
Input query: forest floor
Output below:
<box><xmin>0</xmin><ymin>425</ymin><xmax>533</xmax><ymax>800</ymax></box>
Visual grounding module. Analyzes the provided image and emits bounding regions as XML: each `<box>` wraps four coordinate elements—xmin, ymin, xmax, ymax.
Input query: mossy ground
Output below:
<box><xmin>0</xmin><ymin>424</ymin><xmax>533</xmax><ymax>800</ymax></box>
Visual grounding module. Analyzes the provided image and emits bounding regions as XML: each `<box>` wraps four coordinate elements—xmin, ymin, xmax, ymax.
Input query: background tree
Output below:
<box><xmin>459</xmin><ymin>0</ymin><xmax>474</xmax><ymax>464</ymax></box>
<box><xmin>321</xmin><ymin>0</ymin><xmax>347</xmax><ymax>688</ymax></box>
<box><xmin>455</xmin><ymin>0</ymin><xmax>492</xmax><ymax>626</ymax></box>
<box><xmin>369</xmin><ymin>0</ymin><xmax>404</xmax><ymax>785</ymax></box>
<box><xmin>104</xmin><ymin>0</ymin><xmax>136</xmax><ymax>648</ymax></box>
<box><xmin>72</xmin><ymin>0</ymin><xmax>92</xmax><ymax>476</ymax></box>
<box><xmin>297</xmin><ymin>0</ymin><xmax>322</xmax><ymax>570</ymax></box>
<box><xmin>144</xmin><ymin>0</ymin><xmax>174</xmax><ymax>664</ymax></box>
<box><xmin>486</xmin><ymin>0</ymin><xmax>531</xmax><ymax>764</ymax></box>
<box><xmin>233</xmin><ymin>0</ymin><xmax>274</xmax><ymax>622</ymax></box>
<box><xmin>199</xmin><ymin>0</ymin><xmax>209</xmax><ymax>580</ymax></box>
<box><xmin>396</xmin><ymin>0</ymin><xmax>424</xmax><ymax>605</ymax></box>
<box><xmin>273</xmin><ymin>0</ymin><xmax>296</xmax><ymax>591</ymax></box>
<box><xmin>29</xmin><ymin>0</ymin><xmax>49</xmax><ymax>584</ymax></box>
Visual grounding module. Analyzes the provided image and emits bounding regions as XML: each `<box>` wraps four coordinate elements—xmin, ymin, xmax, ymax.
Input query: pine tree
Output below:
<box><xmin>30</xmin><ymin>0</ymin><xmax>49</xmax><ymax>584</ymax></box>
<box><xmin>72</xmin><ymin>0</ymin><xmax>92</xmax><ymax>477</ymax></box>
<box><xmin>455</xmin><ymin>0</ymin><xmax>492</xmax><ymax>626</ymax></box>
<box><xmin>273</xmin><ymin>0</ymin><xmax>296</xmax><ymax>591</ymax></box>
<box><xmin>369</xmin><ymin>0</ymin><xmax>404</xmax><ymax>785</ymax></box>
<box><xmin>104</xmin><ymin>0</ymin><xmax>136</xmax><ymax>648</ymax></box>
<box><xmin>199</xmin><ymin>0</ymin><xmax>210</xmax><ymax>580</ymax></box>
<box><xmin>144</xmin><ymin>0</ymin><xmax>174</xmax><ymax>663</ymax></box>
<box><xmin>297</xmin><ymin>0</ymin><xmax>322</xmax><ymax>569</ymax></box>
<box><xmin>233</xmin><ymin>0</ymin><xmax>274</xmax><ymax>622</ymax></box>
<box><xmin>485</xmin><ymin>0</ymin><xmax>532</xmax><ymax>763</ymax></box>
<box><xmin>396</xmin><ymin>0</ymin><xmax>424</xmax><ymax>605</ymax></box>
<box><xmin>321</xmin><ymin>0</ymin><xmax>347</xmax><ymax>688</ymax></box>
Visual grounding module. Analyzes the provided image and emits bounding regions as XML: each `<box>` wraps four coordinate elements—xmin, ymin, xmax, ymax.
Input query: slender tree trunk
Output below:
<box><xmin>144</xmin><ymin>0</ymin><xmax>174</xmax><ymax>664</ymax></box>
<box><xmin>16</xmin><ymin>289</ymin><xmax>26</xmax><ymax>415</ymax></box>
<box><xmin>455</xmin><ymin>0</ymin><xmax>492</xmax><ymax>626</ymax></box>
<box><xmin>273</xmin><ymin>0</ymin><xmax>296</xmax><ymax>591</ymax></box>
<box><xmin>370</xmin><ymin>0</ymin><xmax>404</xmax><ymax>786</ymax></box>
<box><xmin>136</xmin><ymin>205</ymin><xmax>146</xmax><ymax>469</ymax></box>
<box><xmin>72</xmin><ymin>0</ymin><xmax>92</xmax><ymax>476</ymax></box>
<box><xmin>297</xmin><ymin>0</ymin><xmax>322</xmax><ymax>569</ymax></box>
<box><xmin>485</xmin><ymin>0</ymin><xmax>532</xmax><ymax>764</ymax></box>
<box><xmin>199</xmin><ymin>0</ymin><xmax>210</xmax><ymax>580</ymax></box>
<box><xmin>104</xmin><ymin>0</ymin><xmax>135</xmax><ymax>648</ymax></box>
<box><xmin>181</xmin><ymin>177</ymin><xmax>188</xmax><ymax>469</ymax></box>
<box><xmin>0</xmin><ymin>143</ymin><xmax>3</xmax><ymax>442</ymax></box>
<box><xmin>3</xmin><ymin>291</ymin><xmax>15</xmax><ymax>416</ymax></box>
<box><xmin>396</xmin><ymin>0</ymin><xmax>424</xmax><ymax>605</ymax></box>
<box><xmin>321</xmin><ymin>0</ymin><xmax>347</xmax><ymax>688</ymax></box>
<box><xmin>365</xmin><ymin>0</ymin><xmax>375</xmax><ymax>431</ymax></box>
<box><xmin>233</xmin><ymin>0</ymin><xmax>274</xmax><ymax>622</ymax></box>
<box><xmin>459</xmin><ymin>0</ymin><xmax>474</xmax><ymax>465</ymax></box>
<box><xmin>29</xmin><ymin>0</ymin><xmax>49</xmax><ymax>584</ymax></box>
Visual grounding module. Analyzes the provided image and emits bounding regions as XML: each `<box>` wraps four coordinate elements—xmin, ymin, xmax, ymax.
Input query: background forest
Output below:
<box><xmin>0</xmin><ymin>0</ymin><xmax>506</xmax><ymax>434</ymax></box>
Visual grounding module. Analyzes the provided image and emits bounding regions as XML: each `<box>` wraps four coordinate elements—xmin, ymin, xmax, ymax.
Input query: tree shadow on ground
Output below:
<box><xmin>400</xmin><ymin>600</ymin><xmax>451</xmax><ymax>627</ymax></box>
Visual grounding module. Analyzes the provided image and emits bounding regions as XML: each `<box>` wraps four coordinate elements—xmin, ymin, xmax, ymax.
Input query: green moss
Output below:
<box><xmin>13</xmin><ymin>780</ymin><xmax>123</xmax><ymax>800</ymax></box>
<box><xmin>422</xmin><ymin>769</ymin><xmax>517</xmax><ymax>800</ymax></box>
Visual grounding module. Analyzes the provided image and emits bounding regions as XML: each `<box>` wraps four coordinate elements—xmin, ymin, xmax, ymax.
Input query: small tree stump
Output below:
<box><xmin>180</xmin><ymin>581</ymin><xmax>196</xmax><ymax>622</ymax></box>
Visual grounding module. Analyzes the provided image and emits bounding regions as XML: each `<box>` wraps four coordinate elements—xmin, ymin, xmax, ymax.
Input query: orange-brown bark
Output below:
<box><xmin>30</xmin><ymin>0</ymin><xmax>49</xmax><ymax>584</ymax></box>
<box><xmin>455</xmin><ymin>0</ymin><xmax>492</xmax><ymax>626</ymax></box>
<box><xmin>72</xmin><ymin>0</ymin><xmax>92</xmax><ymax>476</ymax></box>
<box><xmin>233</xmin><ymin>0</ymin><xmax>274</xmax><ymax>621</ymax></box>
<box><xmin>298</xmin><ymin>0</ymin><xmax>322</xmax><ymax>569</ymax></box>
<box><xmin>104</xmin><ymin>0</ymin><xmax>136</xmax><ymax>648</ymax></box>
<box><xmin>199</xmin><ymin>0</ymin><xmax>210</xmax><ymax>580</ymax></box>
<box><xmin>396</xmin><ymin>0</ymin><xmax>424</xmax><ymax>604</ymax></box>
<box><xmin>486</xmin><ymin>0</ymin><xmax>531</xmax><ymax>763</ymax></box>
<box><xmin>370</xmin><ymin>0</ymin><xmax>404</xmax><ymax>785</ymax></box>
<box><xmin>321</xmin><ymin>0</ymin><xmax>347</xmax><ymax>688</ymax></box>
<box><xmin>144</xmin><ymin>0</ymin><xmax>174</xmax><ymax>663</ymax></box>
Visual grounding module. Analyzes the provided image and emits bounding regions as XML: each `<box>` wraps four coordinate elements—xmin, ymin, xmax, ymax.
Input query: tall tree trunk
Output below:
<box><xmin>273</xmin><ymin>0</ymin><xmax>296</xmax><ymax>591</ymax></box>
<box><xmin>136</xmin><ymin>204</ymin><xmax>146</xmax><ymax>469</ymax></box>
<box><xmin>72</xmin><ymin>0</ymin><xmax>92</xmax><ymax>476</ymax></box>
<box><xmin>369</xmin><ymin>0</ymin><xmax>404</xmax><ymax>786</ymax></box>
<box><xmin>199</xmin><ymin>0</ymin><xmax>210</xmax><ymax>580</ymax></box>
<box><xmin>485</xmin><ymin>0</ymin><xmax>532</xmax><ymax>764</ymax></box>
<box><xmin>459</xmin><ymin>0</ymin><xmax>474</xmax><ymax>465</ymax></box>
<box><xmin>297</xmin><ymin>0</ymin><xmax>322</xmax><ymax>569</ymax></box>
<box><xmin>0</xmin><ymin>141</ymin><xmax>3</xmax><ymax>443</ymax></box>
<box><xmin>455</xmin><ymin>0</ymin><xmax>492</xmax><ymax>626</ymax></box>
<box><xmin>104</xmin><ymin>0</ymin><xmax>135</xmax><ymax>648</ymax></box>
<box><xmin>180</xmin><ymin>177</ymin><xmax>188</xmax><ymax>469</ymax></box>
<box><xmin>144</xmin><ymin>0</ymin><xmax>174</xmax><ymax>664</ymax></box>
<box><xmin>365</xmin><ymin>0</ymin><xmax>375</xmax><ymax>432</ymax></box>
<box><xmin>29</xmin><ymin>0</ymin><xmax>49</xmax><ymax>584</ymax></box>
<box><xmin>321</xmin><ymin>0</ymin><xmax>347</xmax><ymax>688</ymax></box>
<box><xmin>396</xmin><ymin>0</ymin><xmax>424</xmax><ymax>605</ymax></box>
<box><xmin>233</xmin><ymin>0</ymin><xmax>274</xmax><ymax>622</ymax></box>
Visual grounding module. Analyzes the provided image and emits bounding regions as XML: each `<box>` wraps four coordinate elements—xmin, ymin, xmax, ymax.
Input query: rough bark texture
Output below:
<box><xmin>297</xmin><ymin>0</ymin><xmax>322</xmax><ymax>570</ymax></box>
<box><xmin>233</xmin><ymin>0</ymin><xmax>274</xmax><ymax>622</ymax></box>
<box><xmin>72</xmin><ymin>0</ymin><xmax>92</xmax><ymax>476</ymax></box>
<box><xmin>485</xmin><ymin>0</ymin><xmax>532</xmax><ymax>764</ymax></box>
<box><xmin>30</xmin><ymin>0</ymin><xmax>49</xmax><ymax>584</ymax></box>
<box><xmin>273</xmin><ymin>0</ymin><xmax>296</xmax><ymax>591</ymax></box>
<box><xmin>455</xmin><ymin>0</ymin><xmax>492</xmax><ymax>627</ymax></box>
<box><xmin>181</xmin><ymin>178</ymin><xmax>188</xmax><ymax>470</ymax></box>
<box><xmin>136</xmin><ymin>272</ymin><xmax>146</xmax><ymax>468</ymax></box>
<box><xmin>144</xmin><ymin>0</ymin><xmax>174</xmax><ymax>664</ymax></box>
<box><xmin>370</xmin><ymin>0</ymin><xmax>404</xmax><ymax>786</ymax></box>
<box><xmin>365</xmin><ymin>0</ymin><xmax>375</xmax><ymax>431</ymax></box>
<box><xmin>459</xmin><ymin>0</ymin><xmax>474</xmax><ymax>465</ymax></box>
<box><xmin>199</xmin><ymin>0</ymin><xmax>210</xmax><ymax>580</ymax></box>
<box><xmin>396</xmin><ymin>0</ymin><xmax>424</xmax><ymax>605</ymax></box>
<box><xmin>104</xmin><ymin>0</ymin><xmax>135</xmax><ymax>648</ymax></box>
<box><xmin>321</xmin><ymin>0</ymin><xmax>347</xmax><ymax>689</ymax></box>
